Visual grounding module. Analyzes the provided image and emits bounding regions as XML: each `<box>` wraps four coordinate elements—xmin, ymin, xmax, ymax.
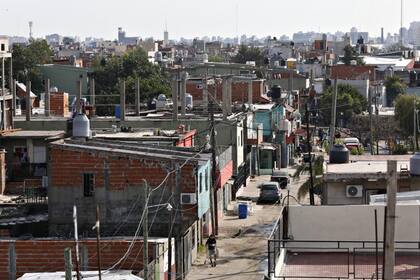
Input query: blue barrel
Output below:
<box><xmin>115</xmin><ymin>105</ymin><xmax>121</xmax><ymax>119</ymax></box>
<box><xmin>238</xmin><ymin>204</ymin><xmax>248</xmax><ymax>219</ymax></box>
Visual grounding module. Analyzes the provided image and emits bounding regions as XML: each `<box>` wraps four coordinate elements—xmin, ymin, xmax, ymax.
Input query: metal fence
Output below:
<box><xmin>268</xmin><ymin>240</ymin><xmax>420</xmax><ymax>280</ymax></box>
<box><xmin>268</xmin><ymin>209</ymin><xmax>284</xmax><ymax>277</ymax></box>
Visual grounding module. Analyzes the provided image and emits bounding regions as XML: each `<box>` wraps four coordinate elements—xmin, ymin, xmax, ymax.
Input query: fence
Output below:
<box><xmin>268</xmin><ymin>240</ymin><xmax>420</xmax><ymax>280</ymax></box>
<box><xmin>268</xmin><ymin>208</ymin><xmax>285</xmax><ymax>278</ymax></box>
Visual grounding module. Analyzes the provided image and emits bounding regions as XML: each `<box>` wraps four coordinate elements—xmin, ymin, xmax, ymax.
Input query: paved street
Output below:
<box><xmin>186</xmin><ymin>170</ymin><xmax>307</xmax><ymax>280</ymax></box>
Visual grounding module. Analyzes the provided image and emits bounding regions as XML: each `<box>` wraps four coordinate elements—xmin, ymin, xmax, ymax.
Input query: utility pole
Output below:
<box><xmin>90</xmin><ymin>77</ymin><xmax>95</xmax><ymax>117</ymax></box>
<box><xmin>369</xmin><ymin>87</ymin><xmax>374</xmax><ymax>155</ymax></box>
<box><xmin>209</xmin><ymin>100</ymin><xmax>217</xmax><ymax>235</ymax></box>
<box><xmin>167</xmin><ymin>203</ymin><xmax>173</xmax><ymax>280</ymax></box>
<box><xmin>25</xmin><ymin>81</ymin><xmax>31</xmax><ymax>121</ymax></box>
<box><xmin>329</xmin><ymin>79</ymin><xmax>338</xmax><ymax>150</ymax></box>
<box><xmin>45</xmin><ymin>79</ymin><xmax>50</xmax><ymax>117</ymax></box>
<box><xmin>143</xmin><ymin>180</ymin><xmax>149</xmax><ymax>280</ymax></box>
<box><xmin>135</xmin><ymin>78</ymin><xmax>140</xmax><ymax>116</ymax></box>
<box><xmin>1</xmin><ymin>57</ymin><xmax>6</xmax><ymax>130</ymax></box>
<box><xmin>73</xmin><ymin>205</ymin><xmax>81</xmax><ymax>280</ymax></box>
<box><xmin>306</xmin><ymin>102</ymin><xmax>315</xmax><ymax>206</ymax></box>
<box><xmin>383</xmin><ymin>160</ymin><xmax>397</xmax><ymax>280</ymax></box>
<box><xmin>94</xmin><ymin>205</ymin><xmax>102</xmax><ymax>280</ymax></box>
<box><xmin>414</xmin><ymin>98</ymin><xmax>418</xmax><ymax>151</ymax></box>
<box><xmin>120</xmin><ymin>80</ymin><xmax>126</xmax><ymax>121</ymax></box>
<box><xmin>256</xmin><ymin>126</ymin><xmax>260</xmax><ymax>176</ymax></box>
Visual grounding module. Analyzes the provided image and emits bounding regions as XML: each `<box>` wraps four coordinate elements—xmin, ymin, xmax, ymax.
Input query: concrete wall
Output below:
<box><xmin>197</xmin><ymin>162</ymin><xmax>211</xmax><ymax>217</ymax></box>
<box><xmin>288</xmin><ymin>205</ymin><xmax>420</xmax><ymax>242</ymax></box>
<box><xmin>337</xmin><ymin>79</ymin><xmax>369</xmax><ymax>100</ymax></box>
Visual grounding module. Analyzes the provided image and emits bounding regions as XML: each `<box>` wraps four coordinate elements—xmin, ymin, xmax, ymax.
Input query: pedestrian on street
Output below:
<box><xmin>206</xmin><ymin>234</ymin><xmax>217</xmax><ymax>267</ymax></box>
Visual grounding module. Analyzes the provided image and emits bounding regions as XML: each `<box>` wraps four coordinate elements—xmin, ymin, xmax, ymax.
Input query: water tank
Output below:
<box><xmin>185</xmin><ymin>93</ymin><xmax>193</xmax><ymax>110</ymax></box>
<box><xmin>72</xmin><ymin>113</ymin><xmax>90</xmax><ymax>138</ymax></box>
<box><xmin>50</xmin><ymin>87</ymin><xmax>59</xmax><ymax>93</ymax></box>
<box><xmin>410</xmin><ymin>152</ymin><xmax>420</xmax><ymax>176</ymax></box>
<box><xmin>271</xmin><ymin>86</ymin><xmax>282</xmax><ymax>99</ymax></box>
<box><xmin>329</xmin><ymin>144</ymin><xmax>350</xmax><ymax>164</ymax></box>
<box><xmin>202</xmin><ymin>53</ymin><xmax>209</xmax><ymax>63</ymax></box>
<box><xmin>156</xmin><ymin>94</ymin><xmax>167</xmax><ymax>110</ymax></box>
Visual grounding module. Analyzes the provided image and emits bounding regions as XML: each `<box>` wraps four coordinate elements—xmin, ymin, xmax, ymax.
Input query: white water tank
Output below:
<box><xmin>410</xmin><ymin>152</ymin><xmax>420</xmax><ymax>176</ymax></box>
<box><xmin>185</xmin><ymin>93</ymin><xmax>193</xmax><ymax>110</ymax></box>
<box><xmin>73</xmin><ymin>113</ymin><xmax>91</xmax><ymax>138</ymax></box>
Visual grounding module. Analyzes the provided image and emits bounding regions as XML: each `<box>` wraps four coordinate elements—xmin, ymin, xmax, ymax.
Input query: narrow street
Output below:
<box><xmin>186</xmin><ymin>170</ymin><xmax>307</xmax><ymax>280</ymax></box>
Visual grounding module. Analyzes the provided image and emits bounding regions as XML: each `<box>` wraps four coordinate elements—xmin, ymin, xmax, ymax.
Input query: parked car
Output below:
<box><xmin>343</xmin><ymin>137</ymin><xmax>361</xmax><ymax>150</ymax></box>
<box><xmin>271</xmin><ymin>169</ymin><xmax>290</xmax><ymax>189</ymax></box>
<box><xmin>258</xmin><ymin>182</ymin><xmax>282</xmax><ymax>204</ymax></box>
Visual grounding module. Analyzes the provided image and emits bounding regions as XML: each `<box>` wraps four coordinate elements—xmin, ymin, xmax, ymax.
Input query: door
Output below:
<box><xmin>182</xmin><ymin>230</ymin><xmax>192</xmax><ymax>275</ymax></box>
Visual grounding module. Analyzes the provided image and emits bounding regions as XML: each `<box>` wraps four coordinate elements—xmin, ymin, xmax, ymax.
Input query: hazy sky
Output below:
<box><xmin>1</xmin><ymin>0</ymin><xmax>420</xmax><ymax>40</ymax></box>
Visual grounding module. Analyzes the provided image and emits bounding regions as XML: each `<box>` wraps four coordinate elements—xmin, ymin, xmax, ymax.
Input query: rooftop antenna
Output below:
<box><xmin>236</xmin><ymin>4</ymin><xmax>239</xmax><ymax>44</ymax></box>
<box><xmin>28</xmin><ymin>21</ymin><xmax>33</xmax><ymax>40</ymax></box>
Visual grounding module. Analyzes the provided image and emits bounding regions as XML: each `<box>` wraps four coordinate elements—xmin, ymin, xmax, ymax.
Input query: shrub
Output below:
<box><xmin>393</xmin><ymin>144</ymin><xmax>408</xmax><ymax>155</ymax></box>
<box><xmin>351</xmin><ymin>147</ymin><xmax>359</xmax><ymax>155</ymax></box>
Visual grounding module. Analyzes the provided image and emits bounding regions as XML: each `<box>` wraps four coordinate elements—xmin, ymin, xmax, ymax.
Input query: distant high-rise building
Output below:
<box><xmin>380</xmin><ymin>28</ymin><xmax>384</xmax><ymax>44</ymax></box>
<box><xmin>163</xmin><ymin>30</ymin><xmax>169</xmax><ymax>47</ymax></box>
<box><xmin>117</xmin><ymin>27</ymin><xmax>139</xmax><ymax>46</ymax></box>
<box><xmin>28</xmin><ymin>21</ymin><xmax>33</xmax><ymax>41</ymax></box>
<box><xmin>408</xmin><ymin>21</ymin><xmax>420</xmax><ymax>46</ymax></box>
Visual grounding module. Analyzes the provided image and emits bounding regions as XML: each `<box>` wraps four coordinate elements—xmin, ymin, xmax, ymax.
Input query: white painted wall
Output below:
<box><xmin>288</xmin><ymin>205</ymin><xmax>420</xmax><ymax>242</ymax></box>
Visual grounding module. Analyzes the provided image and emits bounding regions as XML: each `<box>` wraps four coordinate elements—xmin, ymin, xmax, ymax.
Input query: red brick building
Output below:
<box><xmin>186</xmin><ymin>78</ymin><xmax>270</xmax><ymax>105</ymax></box>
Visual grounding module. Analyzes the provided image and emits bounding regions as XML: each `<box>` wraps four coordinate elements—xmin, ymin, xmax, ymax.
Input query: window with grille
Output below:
<box><xmin>83</xmin><ymin>173</ymin><xmax>94</xmax><ymax>197</ymax></box>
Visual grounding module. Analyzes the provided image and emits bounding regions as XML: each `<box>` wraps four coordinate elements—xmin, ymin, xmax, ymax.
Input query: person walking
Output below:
<box><xmin>206</xmin><ymin>234</ymin><xmax>217</xmax><ymax>267</ymax></box>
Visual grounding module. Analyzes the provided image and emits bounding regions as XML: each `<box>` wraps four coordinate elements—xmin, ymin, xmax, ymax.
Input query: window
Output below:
<box><xmin>199</xmin><ymin>173</ymin><xmax>203</xmax><ymax>193</ymax></box>
<box><xmin>83</xmin><ymin>173</ymin><xmax>95</xmax><ymax>197</ymax></box>
<box><xmin>205</xmin><ymin>169</ymin><xmax>209</xmax><ymax>191</ymax></box>
<box><xmin>0</xmin><ymin>44</ymin><xmax>4</xmax><ymax>51</ymax></box>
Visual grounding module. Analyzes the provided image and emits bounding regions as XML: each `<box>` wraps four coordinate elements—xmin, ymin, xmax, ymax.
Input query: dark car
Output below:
<box><xmin>271</xmin><ymin>169</ymin><xmax>290</xmax><ymax>189</ymax></box>
<box><xmin>258</xmin><ymin>182</ymin><xmax>282</xmax><ymax>204</ymax></box>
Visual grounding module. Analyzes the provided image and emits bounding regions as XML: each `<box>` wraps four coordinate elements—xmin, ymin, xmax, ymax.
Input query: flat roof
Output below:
<box><xmin>18</xmin><ymin>270</ymin><xmax>142</xmax><ymax>280</ymax></box>
<box><xmin>325</xmin><ymin>160</ymin><xmax>410</xmax><ymax>180</ymax></box>
<box><xmin>0</xmin><ymin>130</ymin><xmax>65</xmax><ymax>139</ymax></box>
<box><xmin>50</xmin><ymin>138</ymin><xmax>211</xmax><ymax>164</ymax></box>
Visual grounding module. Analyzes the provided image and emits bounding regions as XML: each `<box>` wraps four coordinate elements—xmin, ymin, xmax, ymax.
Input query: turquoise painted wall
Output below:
<box><xmin>254</xmin><ymin>105</ymin><xmax>285</xmax><ymax>137</ymax></box>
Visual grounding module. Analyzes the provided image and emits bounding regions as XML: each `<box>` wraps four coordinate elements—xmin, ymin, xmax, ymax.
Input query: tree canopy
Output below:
<box><xmin>232</xmin><ymin>45</ymin><xmax>264</xmax><ymax>66</ymax></box>
<box><xmin>12</xmin><ymin>40</ymin><xmax>53</xmax><ymax>92</ymax></box>
<box><xmin>92</xmin><ymin>47</ymin><xmax>171</xmax><ymax>115</ymax></box>
<box><xmin>394</xmin><ymin>94</ymin><xmax>419</xmax><ymax>138</ymax></box>
<box><xmin>385</xmin><ymin>76</ymin><xmax>406</xmax><ymax>106</ymax></box>
<box><xmin>319</xmin><ymin>84</ymin><xmax>367</xmax><ymax>127</ymax></box>
<box><xmin>341</xmin><ymin>45</ymin><xmax>364</xmax><ymax>66</ymax></box>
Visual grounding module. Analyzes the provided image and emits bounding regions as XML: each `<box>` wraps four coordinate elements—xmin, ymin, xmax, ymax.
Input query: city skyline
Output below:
<box><xmin>1</xmin><ymin>0</ymin><xmax>420</xmax><ymax>41</ymax></box>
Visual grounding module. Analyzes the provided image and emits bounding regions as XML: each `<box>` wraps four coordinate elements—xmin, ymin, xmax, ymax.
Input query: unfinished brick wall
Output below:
<box><xmin>0</xmin><ymin>239</ymin><xmax>155</xmax><ymax>279</ymax></box>
<box><xmin>49</xmin><ymin>92</ymin><xmax>70</xmax><ymax>117</ymax></box>
<box><xmin>49</xmin><ymin>146</ymin><xmax>198</xmax><ymax>236</ymax></box>
<box><xmin>186</xmin><ymin>80</ymin><xmax>268</xmax><ymax>104</ymax></box>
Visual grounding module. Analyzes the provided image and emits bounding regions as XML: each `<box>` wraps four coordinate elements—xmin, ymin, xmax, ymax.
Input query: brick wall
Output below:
<box><xmin>186</xmin><ymin>80</ymin><xmax>268</xmax><ymax>104</ymax></box>
<box><xmin>0</xmin><ymin>239</ymin><xmax>156</xmax><ymax>279</ymax></box>
<box><xmin>49</xmin><ymin>92</ymin><xmax>69</xmax><ymax>117</ymax></box>
<box><xmin>49</xmin><ymin>146</ymin><xmax>198</xmax><ymax>236</ymax></box>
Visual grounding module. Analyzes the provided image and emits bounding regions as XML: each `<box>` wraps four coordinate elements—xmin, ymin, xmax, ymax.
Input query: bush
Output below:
<box><xmin>358</xmin><ymin>146</ymin><xmax>365</xmax><ymax>155</ymax></box>
<box><xmin>393</xmin><ymin>144</ymin><xmax>408</xmax><ymax>155</ymax></box>
<box><xmin>351</xmin><ymin>147</ymin><xmax>359</xmax><ymax>155</ymax></box>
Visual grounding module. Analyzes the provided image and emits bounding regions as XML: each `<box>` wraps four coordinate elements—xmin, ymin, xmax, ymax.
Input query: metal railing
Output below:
<box><xmin>268</xmin><ymin>239</ymin><xmax>420</xmax><ymax>280</ymax></box>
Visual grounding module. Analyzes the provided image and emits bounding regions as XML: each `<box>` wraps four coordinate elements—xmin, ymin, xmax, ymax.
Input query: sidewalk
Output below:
<box><xmin>186</xmin><ymin>175</ymin><xmax>283</xmax><ymax>280</ymax></box>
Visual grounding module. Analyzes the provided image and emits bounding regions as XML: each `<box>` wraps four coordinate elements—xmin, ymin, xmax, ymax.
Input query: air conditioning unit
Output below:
<box><xmin>346</xmin><ymin>185</ymin><xmax>363</xmax><ymax>198</ymax></box>
<box><xmin>181</xmin><ymin>193</ymin><xmax>197</xmax><ymax>205</ymax></box>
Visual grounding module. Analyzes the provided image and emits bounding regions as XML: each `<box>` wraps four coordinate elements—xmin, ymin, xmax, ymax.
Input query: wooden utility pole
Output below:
<box><xmin>135</xmin><ymin>78</ymin><xmax>140</xmax><ymax>116</ymax></box>
<box><xmin>143</xmin><ymin>180</ymin><xmax>149</xmax><ymax>280</ymax></box>
<box><xmin>383</xmin><ymin>160</ymin><xmax>397</xmax><ymax>280</ymax></box>
<box><xmin>25</xmin><ymin>81</ymin><xmax>31</xmax><ymax>122</ymax></box>
<box><xmin>90</xmin><ymin>77</ymin><xmax>95</xmax><ymax>116</ymax></box>
<box><xmin>167</xmin><ymin>205</ymin><xmax>173</xmax><ymax>280</ymax></box>
<box><xmin>95</xmin><ymin>205</ymin><xmax>102</xmax><ymax>280</ymax></box>
<box><xmin>64</xmin><ymin>248</ymin><xmax>73</xmax><ymax>280</ymax></box>
<box><xmin>329</xmin><ymin>79</ymin><xmax>338</xmax><ymax>149</ymax></box>
<box><xmin>209</xmin><ymin>100</ymin><xmax>217</xmax><ymax>235</ymax></box>
<box><xmin>306</xmin><ymin>102</ymin><xmax>315</xmax><ymax>205</ymax></box>
<box><xmin>120</xmin><ymin>80</ymin><xmax>126</xmax><ymax>121</ymax></box>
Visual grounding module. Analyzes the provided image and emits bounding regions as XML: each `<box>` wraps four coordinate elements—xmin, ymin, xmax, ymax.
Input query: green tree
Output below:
<box><xmin>394</xmin><ymin>94</ymin><xmax>419</xmax><ymax>139</ymax></box>
<box><xmin>319</xmin><ymin>84</ymin><xmax>367</xmax><ymax>127</ymax></box>
<box><xmin>11</xmin><ymin>40</ymin><xmax>53</xmax><ymax>92</ymax></box>
<box><xmin>341</xmin><ymin>45</ymin><xmax>364</xmax><ymax>66</ymax></box>
<box><xmin>208</xmin><ymin>55</ymin><xmax>225</xmax><ymax>63</ymax></box>
<box><xmin>385</xmin><ymin>76</ymin><xmax>406</xmax><ymax>106</ymax></box>
<box><xmin>232</xmin><ymin>45</ymin><xmax>264</xmax><ymax>66</ymax></box>
<box><xmin>93</xmin><ymin>48</ymin><xmax>170</xmax><ymax>115</ymax></box>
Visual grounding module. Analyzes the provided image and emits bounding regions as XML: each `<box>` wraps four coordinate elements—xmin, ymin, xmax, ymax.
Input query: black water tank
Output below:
<box><xmin>271</xmin><ymin>86</ymin><xmax>282</xmax><ymax>99</ymax></box>
<box><xmin>329</xmin><ymin>144</ymin><xmax>350</xmax><ymax>164</ymax></box>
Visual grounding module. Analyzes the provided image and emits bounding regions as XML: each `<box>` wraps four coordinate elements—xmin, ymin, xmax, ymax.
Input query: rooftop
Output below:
<box><xmin>18</xmin><ymin>270</ymin><xmax>142</xmax><ymax>280</ymax></box>
<box><xmin>0</xmin><ymin>130</ymin><xmax>65</xmax><ymax>139</ymax></box>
